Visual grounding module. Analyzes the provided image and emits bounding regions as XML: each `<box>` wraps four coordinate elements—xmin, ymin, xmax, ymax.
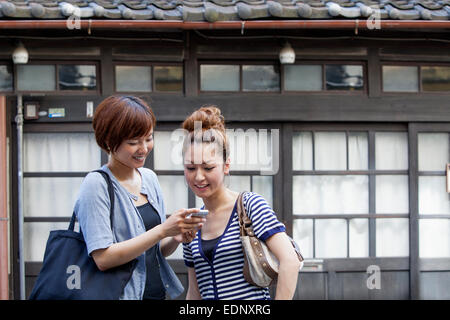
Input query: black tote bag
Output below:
<box><xmin>29</xmin><ymin>170</ymin><xmax>137</xmax><ymax>300</ymax></box>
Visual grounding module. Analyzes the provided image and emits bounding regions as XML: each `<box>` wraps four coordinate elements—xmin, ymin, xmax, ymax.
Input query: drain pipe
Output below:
<box><xmin>14</xmin><ymin>95</ymin><xmax>25</xmax><ymax>300</ymax></box>
<box><xmin>0</xmin><ymin>96</ymin><xmax>9</xmax><ymax>300</ymax></box>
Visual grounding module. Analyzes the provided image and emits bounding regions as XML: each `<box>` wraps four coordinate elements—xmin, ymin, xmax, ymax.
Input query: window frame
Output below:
<box><xmin>21</xmin><ymin>123</ymin><xmax>106</xmax><ymax>264</ymax></box>
<box><xmin>198</xmin><ymin>60</ymin><xmax>367</xmax><ymax>95</ymax></box>
<box><xmin>198</xmin><ymin>61</ymin><xmax>281</xmax><ymax>94</ymax></box>
<box><xmin>113</xmin><ymin>61</ymin><xmax>184</xmax><ymax>94</ymax></box>
<box><xmin>15</xmin><ymin>61</ymin><xmax>100</xmax><ymax>95</ymax></box>
<box><xmin>0</xmin><ymin>61</ymin><xmax>14</xmax><ymax>94</ymax></box>
<box><xmin>288</xmin><ymin>123</ymin><xmax>410</xmax><ymax>259</ymax></box>
<box><xmin>381</xmin><ymin>61</ymin><xmax>450</xmax><ymax>95</ymax></box>
<box><xmin>281</xmin><ymin>61</ymin><xmax>367</xmax><ymax>95</ymax></box>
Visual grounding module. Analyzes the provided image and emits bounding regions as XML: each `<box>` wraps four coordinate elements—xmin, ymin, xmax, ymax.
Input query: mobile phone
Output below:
<box><xmin>188</xmin><ymin>209</ymin><xmax>209</xmax><ymax>218</ymax></box>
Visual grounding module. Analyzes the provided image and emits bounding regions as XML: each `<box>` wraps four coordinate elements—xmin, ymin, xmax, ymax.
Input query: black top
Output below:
<box><xmin>137</xmin><ymin>202</ymin><xmax>165</xmax><ymax>300</ymax></box>
<box><xmin>201</xmin><ymin>236</ymin><xmax>221</xmax><ymax>262</ymax></box>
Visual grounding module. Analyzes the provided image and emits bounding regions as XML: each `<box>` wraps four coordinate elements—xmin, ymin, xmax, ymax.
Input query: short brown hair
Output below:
<box><xmin>93</xmin><ymin>95</ymin><xmax>156</xmax><ymax>153</ymax></box>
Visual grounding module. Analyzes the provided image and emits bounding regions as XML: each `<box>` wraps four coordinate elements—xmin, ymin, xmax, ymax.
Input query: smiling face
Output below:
<box><xmin>183</xmin><ymin>142</ymin><xmax>230</xmax><ymax>199</ymax></box>
<box><xmin>111</xmin><ymin>131</ymin><xmax>154</xmax><ymax>169</ymax></box>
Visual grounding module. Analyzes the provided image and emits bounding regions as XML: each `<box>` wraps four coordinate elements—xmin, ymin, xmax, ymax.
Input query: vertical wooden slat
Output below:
<box><xmin>368</xmin><ymin>131</ymin><xmax>376</xmax><ymax>257</ymax></box>
<box><xmin>408</xmin><ymin>123</ymin><xmax>420</xmax><ymax>299</ymax></box>
<box><xmin>0</xmin><ymin>95</ymin><xmax>9</xmax><ymax>300</ymax></box>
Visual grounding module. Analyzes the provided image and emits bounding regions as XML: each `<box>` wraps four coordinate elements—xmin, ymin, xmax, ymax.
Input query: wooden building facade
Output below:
<box><xmin>1</xmin><ymin>0</ymin><xmax>450</xmax><ymax>300</ymax></box>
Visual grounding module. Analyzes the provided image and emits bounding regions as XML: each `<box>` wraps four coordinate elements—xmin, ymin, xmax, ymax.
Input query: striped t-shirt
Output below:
<box><xmin>183</xmin><ymin>192</ymin><xmax>286</xmax><ymax>300</ymax></box>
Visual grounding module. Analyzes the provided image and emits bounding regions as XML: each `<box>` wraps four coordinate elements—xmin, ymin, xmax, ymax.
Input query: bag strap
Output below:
<box><xmin>237</xmin><ymin>191</ymin><xmax>256</xmax><ymax>237</ymax></box>
<box><xmin>237</xmin><ymin>192</ymin><xmax>305</xmax><ymax>263</ymax></box>
<box><xmin>69</xmin><ymin>169</ymin><xmax>115</xmax><ymax>231</ymax></box>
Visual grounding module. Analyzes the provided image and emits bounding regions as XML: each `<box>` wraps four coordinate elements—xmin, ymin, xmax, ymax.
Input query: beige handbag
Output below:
<box><xmin>237</xmin><ymin>192</ymin><xmax>304</xmax><ymax>288</ymax></box>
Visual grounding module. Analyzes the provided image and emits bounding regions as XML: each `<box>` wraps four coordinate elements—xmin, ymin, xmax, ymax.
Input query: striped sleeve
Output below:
<box><xmin>182</xmin><ymin>242</ymin><xmax>195</xmax><ymax>268</ymax></box>
<box><xmin>244</xmin><ymin>192</ymin><xmax>286</xmax><ymax>241</ymax></box>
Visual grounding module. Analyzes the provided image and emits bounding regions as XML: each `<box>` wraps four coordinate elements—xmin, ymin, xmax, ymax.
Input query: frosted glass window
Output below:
<box><xmin>24</xmin><ymin>222</ymin><xmax>68</xmax><ymax>262</ymax></box>
<box><xmin>115</xmin><ymin>66</ymin><xmax>151</xmax><ymax>92</ymax></box>
<box><xmin>419</xmin><ymin>176</ymin><xmax>450</xmax><ymax>215</ymax></box>
<box><xmin>293</xmin><ymin>175</ymin><xmax>368</xmax><ymax>214</ymax></box>
<box><xmin>24</xmin><ymin>133</ymin><xmax>101</xmax><ymax>172</ymax></box>
<box><xmin>242</xmin><ymin>65</ymin><xmax>279</xmax><ymax>92</ymax></box>
<box><xmin>157</xmin><ymin>175</ymin><xmax>188</xmax><ymax>215</ymax></box>
<box><xmin>252</xmin><ymin>176</ymin><xmax>273</xmax><ymax>207</ymax></box>
<box><xmin>375</xmin><ymin>132</ymin><xmax>408</xmax><ymax>170</ymax></box>
<box><xmin>24</xmin><ymin>177</ymin><xmax>83</xmax><ymax>218</ymax></box>
<box><xmin>229</xmin><ymin>175</ymin><xmax>251</xmax><ymax>193</ymax></box>
<box><xmin>376</xmin><ymin>175</ymin><xmax>409</xmax><ymax>214</ymax></box>
<box><xmin>292</xmin><ymin>132</ymin><xmax>313</xmax><ymax>170</ymax></box>
<box><xmin>419</xmin><ymin>219</ymin><xmax>450</xmax><ymax>258</ymax></box>
<box><xmin>376</xmin><ymin>218</ymin><xmax>409</xmax><ymax>257</ymax></box>
<box><xmin>17</xmin><ymin>65</ymin><xmax>55</xmax><ymax>91</ymax></box>
<box><xmin>154</xmin><ymin>66</ymin><xmax>183</xmax><ymax>92</ymax></box>
<box><xmin>349</xmin><ymin>219</ymin><xmax>369</xmax><ymax>257</ymax></box>
<box><xmin>421</xmin><ymin>66</ymin><xmax>450</xmax><ymax>92</ymax></box>
<box><xmin>315</xmin><ymin>132</ymin><xmax>347</xmax><ymax>170</ymax></box>
<box><xmin>0</xmin><ymin>65</ymin><xmax>13</xmax><ymax>91</ymax></box>
<box><xmin>325</xmin><ymin>65</ymin><xmax>363</xmax><ymax>91</ymax></box>
<box><xmin>284</xmin><ymin>65</ymin><xmax>322</xmax><ymax>91</ymax></box>
<box><xmin>293</xmin><ymin>219</ymin><xmax>313</xmax><ymax>259</ymax></box>
<box><xmin>348</xmin><ymin>132</ymin><xmax>368</xmax><ymax>170</ymax></box>
<box><xmin>315</xmin><ymin>219</ymin><xmax>347</xmax><ymax>258</ymax></box>
<box><xmin>59</xmin><ymin>65</ymin><xmax>96</xmax><ymax>91</ymax></box>
<box><xmin>153</xmin><ymin>131</ymin><xmax>184</xmax><ymax>170</ymax></box>
<box><xmin>418</xmin><ymin>133</ymin><xmax>448</xmax><ymax>171</ymax></box>
<box><xmin>382</xmin><ymin>66</ymin><xmax>419</xmax><ymax>92</ymax></box>
<box><xmin>200</xmin><ymin>65</ymin><xmax>239</xmax><ymax>91</ymax></box>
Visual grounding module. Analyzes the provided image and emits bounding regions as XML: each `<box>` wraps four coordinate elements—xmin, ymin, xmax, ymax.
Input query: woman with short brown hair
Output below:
<box><xmin>74</xmin><ymin>95</ymin><xmax>204</xmax><ymax>300</ymax></box>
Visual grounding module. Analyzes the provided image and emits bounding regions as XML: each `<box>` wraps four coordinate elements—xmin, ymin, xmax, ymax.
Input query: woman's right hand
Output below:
<box><xmin>161</xmin><ymin>208</ymin><xmax>205</xmax><ymax>238</ymax></box>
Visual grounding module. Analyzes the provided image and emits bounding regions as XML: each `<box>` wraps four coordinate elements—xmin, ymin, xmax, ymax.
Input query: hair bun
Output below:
<box><xmin>182</xmin><ymin>104</ymin><xmax>225</xmax><ymax>132</ymax></box>
<box><xmin>182</xmin><ymin>104</ymin><xmax>229</xmax><ymax>161</ymax></box>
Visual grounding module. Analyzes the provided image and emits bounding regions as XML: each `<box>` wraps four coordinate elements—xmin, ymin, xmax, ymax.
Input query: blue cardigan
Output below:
<box><xmin>74</xmin><ymin>164</ymin><xmax>184</xmax><ymax>300</ymax></box>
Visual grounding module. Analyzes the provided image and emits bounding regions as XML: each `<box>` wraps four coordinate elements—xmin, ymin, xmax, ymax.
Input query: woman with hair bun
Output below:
<box><xmin>182</xmin><ymin>105</ymin><xmax>301</xmax><ymax>300</ymax></box>
<box><xmin>74</xmin><ymin>95</ymin><xmax>205</xmax><ymax>300</ymax></box>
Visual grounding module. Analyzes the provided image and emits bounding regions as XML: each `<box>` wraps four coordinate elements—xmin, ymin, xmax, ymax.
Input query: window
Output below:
<box><xmin>116</xmin><ymin>65</ymin><xmax>152</xmax><ymax>92</ymax></box>
<box><xmin>284</xmin><ymin>63</ymin><xmax>364</xmax><ymax>92</ymax></box>
<box><xmin>23</xmin><ymin>131</ymin><xmax>102</xmax><ymax>262</ymax></box>
<box><xmin>284</xmin><ymin>65</ymin><xmax>322</xmax><ymax>91</ymax></box>
<box><xmin>17</xmin><ymin>63</ymin><xmax>98</xmax><ymax>93</ymax></box>
<box><xmin>421</xmin><ymin>66</ymin><xmax>450</xmax><ymax>92</ymax></box>
<box><xmin>0</xmin><ymin>64</ymin><xmax>13</xmax><ymax>92</ymax></box>
<box><xmin>200</xmin><ymin>62</ymin><xmax>365</xmax><ymax>93</ymax></box>
<box><xmin>418</xmin><ymin>132</ymin><xmax>450</xmax><ymax>258</ymax></box>
<box><xmin>292</xmin><ymin>128</ymin><xmax>409</xmax><ymax>259</ymax></box>
<box><xmin>17</xmin><ymin>65</ymin><xmax>56</xmax><ymax>91</ymax></box>
<box><xmin>325</xmin><ymin>65</ymin><xmax>364</xmax><ymax>91</ymax></box>
<box><xmin>382</xmin><ymin>66</ymin><xmax>419</xmax><ymax>92</ymax></box>
<box><xmin>200</xmin><ymin>63</ymin><xmax>280</xmax><ymax>92</ymax></box>
<box><xmin>114</xmin><ymin>64</ymin><xmax>183</xmax><ymax>93</ymax></box>
<box><xmin>242</xmin><ymin>65</ymin><xmax>279</xmax><ymax>92</ymax></box>
<box><xmin>382</xmin><ymin>64</ymin><xmax>450</xmax><ymax>93</ymax></box>
<box><xmin>154</xmin><ymin>66</ymin><xmax>183</xmax><ymax>92</ymax></box>
<box><xmin>200</xmin><ymin>65</ymin><xmax>239</xmax><ymax>91</ymax></box>
<box><xmin>58</xmin><ymin>65</ymin><xmax>97</xmax><ymax>91</ymax></box>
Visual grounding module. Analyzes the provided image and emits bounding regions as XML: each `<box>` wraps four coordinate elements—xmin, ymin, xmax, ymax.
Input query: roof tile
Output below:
<box><xmin>0</xmin><ymin>0</ymin><xmax>448</xmax><ymax>20</ymax></box>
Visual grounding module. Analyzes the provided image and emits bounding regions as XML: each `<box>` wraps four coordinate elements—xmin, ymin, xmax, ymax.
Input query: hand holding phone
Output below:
<box><xmin>187</xmin><ymin>209</ymin><xmax>209</xmax><ymax>218</ymax></box>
